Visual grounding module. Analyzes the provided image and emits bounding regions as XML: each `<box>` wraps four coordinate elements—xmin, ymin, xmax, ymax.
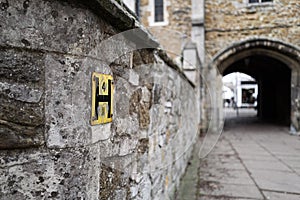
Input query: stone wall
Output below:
<box><xmin>0</xmin><ymin>0</ymin><xmax>199</xmax><ymax>199</ymax></box>
<box><xmin>205</xmin><ymin>0</ymin><xmax>300</xmax><ymax>59</ymax></box>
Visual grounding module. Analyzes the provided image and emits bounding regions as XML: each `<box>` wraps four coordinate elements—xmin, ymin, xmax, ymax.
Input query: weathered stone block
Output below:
<box><xmin>0</xmin><ymin>144</ymin><xmax>100</xmax><ymax>200</ymax></box>
<box><xmin>0</xmin><ymin>48</ymin><xmax>44</xmax><ymax>84</ymax></box>
<box><xmin>0</xmin><ymin>48</ymin><xmax>45</xmax><ymax>149</ymax></box>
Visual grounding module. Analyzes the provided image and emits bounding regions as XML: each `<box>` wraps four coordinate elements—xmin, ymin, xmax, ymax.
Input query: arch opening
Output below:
<box><xmin>212</xmin><ymin>39</ymin><xmax>300</xmax><ymax>129</ymax></box>
<box><xmin>222</xmin><ymin>56</ymin><xmax>291</xmax><ymax>126</ymax></box>
<box><xmin>223</xmin><ymin>72</ymin><xmax>258</xmax><ymax>110</ymax></box>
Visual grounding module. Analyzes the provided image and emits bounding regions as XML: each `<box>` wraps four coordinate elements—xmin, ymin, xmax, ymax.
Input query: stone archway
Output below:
<box><xmin>210</xmin><ymin>38</ymin><xmax>300</xmax><ymax>131</ymax></box>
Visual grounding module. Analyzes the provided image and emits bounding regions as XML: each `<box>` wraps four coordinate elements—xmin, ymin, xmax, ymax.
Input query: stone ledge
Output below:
<box><xmin>77</xmin><ymin>0</ymin><xmax>195</xmax><ymax>87</ymax></box>
<box><xmin>76</xmin><ymin>0</ymin><xmax>159</xmax><ymax>47</ymax></box>
<box><xmin>157</xmin><ymin>50</ymin><xmax>196</xmax><ymax>87</ymax></box>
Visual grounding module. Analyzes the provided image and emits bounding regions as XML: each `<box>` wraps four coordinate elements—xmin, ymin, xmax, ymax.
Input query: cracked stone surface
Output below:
<box><xmin>176</xmin><ymin>108</ymin><xmax>300</xmax><ymax>200</ymax></box>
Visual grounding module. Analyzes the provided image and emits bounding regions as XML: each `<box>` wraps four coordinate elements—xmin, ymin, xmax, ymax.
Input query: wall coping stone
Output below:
<box><xmin>76</xmin><ymin>0</ymin><xmax>195</xmax><ymax>87</ymax></box>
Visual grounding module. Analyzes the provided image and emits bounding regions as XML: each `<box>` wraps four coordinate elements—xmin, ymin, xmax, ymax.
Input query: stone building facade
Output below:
<box><xmin>0</xmin><ymin>0</ymin><xmax>200</xmax><ymax>199</ymax></box>
<box><xmin>205</xmin><ymin>0</ymin><xmax>300</xmax><ymax>59</ymax></box>
<box><xmin>205</xmin><ymin>0</ymin><xmax>300</xmax><ymax>131</ymax></box>
<box><xmin>136</xmin><ymin>0</ymin><xmax>300</xmax><ymax>131</ymax></box>
<box><xmin>136</xmin><ymin>0</ymin><xmax>193</xmax><ymax>59</ymax></box>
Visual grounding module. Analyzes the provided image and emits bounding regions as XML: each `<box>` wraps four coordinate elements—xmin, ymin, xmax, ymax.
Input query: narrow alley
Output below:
<box><xmin>177</xmin><ymin>108</ymin><xmax>300</xmax><ymax>200</ymax></box>
<box><xmin>1</xmin><ymin>0</ymin><xmax>300</xmax><ymax>199</ymax></box>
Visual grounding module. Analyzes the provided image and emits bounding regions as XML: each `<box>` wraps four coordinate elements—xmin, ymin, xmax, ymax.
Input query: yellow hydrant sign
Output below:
<box><xmin>91</xmin><ymin>72</ymin><xmax>114</xmax><ymax>125</ymax></box>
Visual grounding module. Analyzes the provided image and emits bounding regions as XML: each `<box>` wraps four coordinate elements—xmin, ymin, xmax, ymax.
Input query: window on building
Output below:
<box><xmin>154</xmin><ymin>0</ymin><xmax>164</xmax><ymax>22</ymax></box>
<box><xmin>249</xmin><ymin>0</ymin><xmax>273</xmax><ymax>3</ymax></box>
<box><xmin>135</xmin><ymin>0</ymin><xmax>140</xmax><ymax>19</ymax></box>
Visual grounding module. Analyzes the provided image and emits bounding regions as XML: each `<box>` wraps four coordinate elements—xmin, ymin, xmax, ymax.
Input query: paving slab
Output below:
<box><xmin>176</xmin><ymin>109</ymin><xmax>300</xmax><ymax>200</ymax></box>
<box><xmin>242</xmin><ymin>159</ymin><xmax>292</xmax><ymax>172</ymax></box>
<box><xmin>263</xmin><ymin>191</ymin><xmax>300</xmax><ymax>200</ymax></box>
<box><xmin>281</xmin><ymin>160</ymin><xmax>300</xmax><ymax>169</ymax></box>
<box><xmin>249</xmin><ymin>169</ymin><xmax>300</xmax><ymax>194</ymax></box>
<box><xmin>215</xmin><ymin>161</ymin><xmax>245</xmax><ymax>171</ymax></box>
<box><xmin>237</xmin><ymin>154</ymin><xmax>278</xmax><ymax>162</ymax></box>
<box><xmin>201</xmin><ymin>157</ymin><xmax>245</xmax><ymax>171</ymax></box>
<box><xmin>200</xmin><ymin>169</ymin><xmax>255</xmax><ymax>185</ymax></box>
<box><xmin>199</xmin><ymin>182</ymin><xmax>263</xmax><ymax>199</ymax></box>
<box><xmin>294</xmin><ymin>168</ymin><xmax>300</xmax><ymax>175</ymax></box>
<box><xmin>198</xmin><ymin>196</ymin><xmax>262</xmax><ymax>200</ymax></box>
<box><xmin>276</xmin><ymin>154</ymin><xmax>300</xmax><ymax>160</ymax></box>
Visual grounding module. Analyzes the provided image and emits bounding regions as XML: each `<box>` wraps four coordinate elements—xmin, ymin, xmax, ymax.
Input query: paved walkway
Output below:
<box><xmin>176</xmin><ymin>109</ymin><xmax>300</xmax><ymax>200</ymax></box>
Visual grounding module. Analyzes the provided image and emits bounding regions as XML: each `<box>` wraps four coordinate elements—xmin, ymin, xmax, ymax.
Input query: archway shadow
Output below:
<box><xmin>223</xmin><ymin>108</ymin><xmax>290</xmax><ymax>133</ymax></box>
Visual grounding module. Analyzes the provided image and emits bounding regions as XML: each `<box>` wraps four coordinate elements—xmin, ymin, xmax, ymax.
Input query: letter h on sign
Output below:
<box><xmin>91</xmin><ymin>72</ymin><xmax>114</xmax><ymax>125</ymax></box>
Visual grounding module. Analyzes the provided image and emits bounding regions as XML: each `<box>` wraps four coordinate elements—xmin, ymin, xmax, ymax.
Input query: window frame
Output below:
<box><xmin>154</xmin><ymin>0</ymin><xmax>164</xmax><ymax>22</ymax></box>
<box><xmin>247</xmin><ymin>0</ymin><xmax>274</xmax><ymax>6</ymax></box>
<box><xmin>149</xmin><ymin>0</ymin><xmax>169</xmax><ymax>26</ymax></box>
